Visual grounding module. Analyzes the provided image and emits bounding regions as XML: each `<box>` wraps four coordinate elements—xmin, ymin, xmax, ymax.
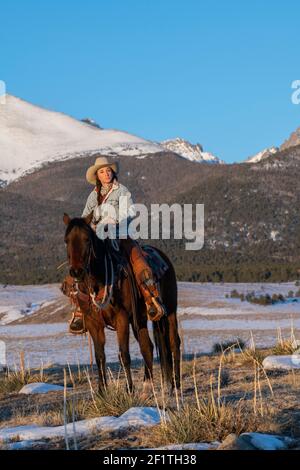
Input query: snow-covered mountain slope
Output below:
<box><xmin>245</xmin><ymin>146</ymin><xmax>278</xmax><ymax>163</ymax></box>
<box><xmin>0</xmin><ymin>94</ymin><xmax>163</xmax><ymax>186</ymax></box>
<box><xmin>160</xmin><ymin>137</ymin><xmax>224</xmax><ymax>164</ymax></box>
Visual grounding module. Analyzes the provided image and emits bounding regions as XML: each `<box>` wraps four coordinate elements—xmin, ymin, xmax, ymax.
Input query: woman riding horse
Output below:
<box><xmin>68</xmin><ymin>155</ymin><xmax>167</xmax><ymax>334</ymax></box>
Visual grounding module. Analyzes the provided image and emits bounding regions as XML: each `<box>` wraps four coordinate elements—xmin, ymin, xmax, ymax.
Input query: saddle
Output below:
<box><xmin>108</xmin><ymin>240</ymin><xmax>169</xmax><ymax>286</ymax></box>
<box><xmin>107</xmin><ymin>241</ymin><xmax>169</xmax><ymax>330</ymax></box>
<box><xmin>141</xmin><ymin>245</ymin><xmax>169</xmax><ymax>282</ymax></box>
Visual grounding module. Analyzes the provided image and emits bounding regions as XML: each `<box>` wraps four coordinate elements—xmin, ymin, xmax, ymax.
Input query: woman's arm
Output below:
<box><xmin>118</xmin><ymin>186</ymin><xmax>136</xmax><ymax>224</ymax></box>
<box><xmin>81</xmin><ymin>189</ymin><xmax>98</xmax><ymax>218</ymax></box>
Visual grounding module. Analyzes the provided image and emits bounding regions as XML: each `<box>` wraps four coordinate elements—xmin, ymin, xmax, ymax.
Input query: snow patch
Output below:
<box><xmin>19</xmin><ymin>382</ymin><xmax>67</xmax><ymax>394</ymax></box>
<box><xmin>0</xmin><ymin>407</ymin><xmax>160</xmax><ymax>444</ymax></box>
<box><xmin>0</xmin><ymin>284</ymin><xmax>62</xmax><ymax>325</ymax></box>
<box><xmin>262</xmin><ymin>355</ymin><xmax>300</xmax><ymax>370</ymax></box>
<box><xmin>270</xmin><ymin>230</ymin><xmax>279</xmax><ymax>241</ymax></box>
<box><xmin>155</xmin><ymin>442</ymin><xmax>219</xmax><ymax>450</ymax></box>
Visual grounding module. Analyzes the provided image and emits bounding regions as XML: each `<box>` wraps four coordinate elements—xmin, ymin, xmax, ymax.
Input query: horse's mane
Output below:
<box><xmin>65</xmin><ymin>218</ymin><xmax>93</xmax><ymax>237</ymax></box>
<box><xmin>65</xmin><ymin>218</ymin><xmax>104</xmax><ymax>261</ymax></box>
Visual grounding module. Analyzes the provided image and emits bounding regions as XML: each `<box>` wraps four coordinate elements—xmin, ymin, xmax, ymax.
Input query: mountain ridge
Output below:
<box><xmin>160</xmin><ymin>137</ymin><xmax>224</xmax><ymax>164</ymax></box>
<box><xmin>1</xmin><ymin>143</ymin><xmax>300</xmax><ymax>284</ymax></box>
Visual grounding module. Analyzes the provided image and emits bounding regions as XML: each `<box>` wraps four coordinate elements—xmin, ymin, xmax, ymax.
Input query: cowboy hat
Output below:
<box><xmin>86</xmin><ymin>156</ymin><xmax>119</xmax><ymax>185</ymax></box>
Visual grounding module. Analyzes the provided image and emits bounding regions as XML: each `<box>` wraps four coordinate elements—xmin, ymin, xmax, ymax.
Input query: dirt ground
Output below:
<box><xmin>1</xmin><ymin>347</ymin><xmax>300</xmax><ymax>450</ymax></box>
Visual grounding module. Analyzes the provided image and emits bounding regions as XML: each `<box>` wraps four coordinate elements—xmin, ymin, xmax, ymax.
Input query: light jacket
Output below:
<box><xmin>81</xmin><ymin>181</ymin><xmax>136</xmax><ymax>239</ymax></box>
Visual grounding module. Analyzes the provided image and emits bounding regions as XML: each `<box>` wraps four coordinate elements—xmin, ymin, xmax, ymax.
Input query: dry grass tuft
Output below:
<box><xmin>0</xmin><ymin>353</ymin><xmax>48</xmax><ymax>394</ymax></box>
<box><xmin>152</xmin><ymin>399</ymin><xmax>260</xmax><ymax>445</ymax></box>
<box><xmin>82</xmin><ymin>367</ymin><xmax>151</xmax><ymax>418</ymax></box>
<box><xmin>212</xmin><ymin>339</ymin><xmax>245</xmax><ymax>354</ymax></box>
<box><xmin>240</xmin><ymin>348</ymin><xmax>265</xmax><ymax>365</ymax></box>
<box><xmin>272</xmin><ymin>326</ymin><xmax>299</xmax><ymax>355</ymax></box>
<box><xmin>86</xmin><ymin>385</ymin><xmax>148</xmax><ymax>418</ymax></box>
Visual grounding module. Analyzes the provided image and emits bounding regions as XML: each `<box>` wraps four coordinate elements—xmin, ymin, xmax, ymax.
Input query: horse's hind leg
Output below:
<box><xmin>116</xmin><ymin>310</ymin><xmax>133</xmax><ymax>392</ymax></box>
<box><xmin>132</xmin><ymin>322</ymin><xmax>154</xmax><ymax>398</ymax></box>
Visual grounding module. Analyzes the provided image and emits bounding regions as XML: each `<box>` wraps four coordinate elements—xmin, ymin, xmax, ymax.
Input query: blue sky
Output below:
<box><xmin>1</xmin><ymin>0</ymin><xmax>300</xmax><ymax>162</ymax></box>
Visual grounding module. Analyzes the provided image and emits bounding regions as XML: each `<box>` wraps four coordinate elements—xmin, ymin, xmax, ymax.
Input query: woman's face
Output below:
<box><xmin>97</xmin><ymin>166</ymin><xmax>113</xmax><ymax>185</ymax></box>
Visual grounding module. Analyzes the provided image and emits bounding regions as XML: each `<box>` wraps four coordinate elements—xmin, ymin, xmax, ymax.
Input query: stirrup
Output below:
<box><xmin>69</xmin><ymin>309</ymin><xmax>87</xmax><ymax>335</ymax></box>
<box><xmin>146</xmin><ymin>297</ymin><xmax>166</xmax><ymax>322</ymax></box>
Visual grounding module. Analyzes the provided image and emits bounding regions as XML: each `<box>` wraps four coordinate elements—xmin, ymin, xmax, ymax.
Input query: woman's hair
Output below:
<box><xmin>95</xmin><ymin>168</ymin><xmax>118</xmax><ymax>205</ymax></box>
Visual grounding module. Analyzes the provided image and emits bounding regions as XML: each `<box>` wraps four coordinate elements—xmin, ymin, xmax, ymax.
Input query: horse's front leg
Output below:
<box><xmin>87</xmin><ymin>320</ymin><xmax>107</xmax><ymax>393</ymax></box>
<box><xmin>137</xmin><ymin>326</ymin><xmax>154</xmax><ymax>399</ymax></box>
<box><xmin>116</xmin><ymin>309</ymin><xmax>133</xmax><ymax>393</ymax></box>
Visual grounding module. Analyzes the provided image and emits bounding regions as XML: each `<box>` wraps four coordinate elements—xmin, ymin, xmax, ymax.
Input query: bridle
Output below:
<box><xmin>67</xmin><ymin>223</ymin><xmax>114</xmax><ymax>311</ymax></box>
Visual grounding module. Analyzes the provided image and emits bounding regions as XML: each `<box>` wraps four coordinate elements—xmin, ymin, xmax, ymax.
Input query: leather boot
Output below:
<box><xmin>61</xmin><ymin>276</ymin><xmax>87</xmax><ymax>334</ymax></box>
<box><xmin>139</xmin><ymin>269</ymin><xmax>167</xmax><ymax>321</ymax></box>
<box><xmin>69</xmin><ymin>308</ymin><xmax>87</xmax><ymax>335</ymax></box>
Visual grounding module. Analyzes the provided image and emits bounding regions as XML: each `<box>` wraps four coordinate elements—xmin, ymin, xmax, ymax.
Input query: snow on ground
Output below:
<box><xmin>19</xmin><ymin>382</ymin><xmax>68</xmax><ymax>394</ymax></box>
<box><xmin>0</xmin><ymin>323</ymin><xmax>139</xmax><ymax>368</ymax></box>
<box><xmin>0</xmin><ymin>282</ymin><xmax>300</xmax><ymax>368</ymax></box>
<box><xmin>155</xmin><ymin>442</ymin><xmax>219</xmax><ymax>450</ymax></box>
<box><xmin>0</xmin><ymin>94</ymin><xmax>163</xmax><ymax>185</ymax></box>
<box><xmin>182</xmin><ymin>317</ymin><xmax>300</xmax><ymax>331</ymax></box>
<box><xmin>0</xmin><ymin>407</ymin><xmax>160</xmax><ymax>443</ymax></box>
<box><xmin>262</xmin><ymin>355</ymin><xmax>300</xmax><ymax>370</ymax></box>
<box><xmin>177</xmin><ymin>281</ymin><xmax>300</xmax><ymax>354</ymax></box>
<box><xmin>178</xmin><ymin>281</ymin><xmax>299</xmax><ymax>313</ymax></box>
<box><xmin>0</xmin><ymin>284</ymin><xmax>60</xmax><ymax>325</ymax></box>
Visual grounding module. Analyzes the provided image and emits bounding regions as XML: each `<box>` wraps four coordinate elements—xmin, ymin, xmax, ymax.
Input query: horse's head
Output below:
<box><xmin>63</xmin><ymin>212</ymin><xmax>95</xmax><ymax>280</ymax></box>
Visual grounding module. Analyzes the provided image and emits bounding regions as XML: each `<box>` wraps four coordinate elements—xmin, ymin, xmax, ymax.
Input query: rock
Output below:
<box><xmin>19</xmin><ymin>382</ymin><xmax>68</xmax><ymax>394</ymax></box>
<box><xmin>241</xmin><ymin>433</ymin><xmax>294</xmax><ymax>450</ymax></box>
<box><xmin>263</xmin><ymin>355</ymin><xmax>300</xmax><ymax>371</ymax></box>
<box><xmin>218</xmin><ymin>432</ymin><xmax>295</xmax><ymax>450</ymax></box>
<box><xmin>218</xmin><ymin>434</ymin><xmax>256</xmax><ymax>450</ymax></box>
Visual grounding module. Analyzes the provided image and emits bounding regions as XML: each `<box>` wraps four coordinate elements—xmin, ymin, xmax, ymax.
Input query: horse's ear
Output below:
<box><xmin>63</xmin><ymin>213</ymin><xmax>71</xmax><ymax>225</ymax></box>
<box><xmin>83</xmin><ymin>212</ymin><xmax>93</xmax><ymax>226</ymax></box>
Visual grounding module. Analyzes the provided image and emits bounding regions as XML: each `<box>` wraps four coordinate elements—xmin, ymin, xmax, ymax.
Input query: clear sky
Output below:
<box><xmin>1</xmin><ymin>0</ymin><xmax>300</xmax><ymax>163</ymax></box>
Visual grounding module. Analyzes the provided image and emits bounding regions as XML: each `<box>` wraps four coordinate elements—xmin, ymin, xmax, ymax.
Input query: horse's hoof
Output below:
<box><xmin>140</xmin><ymin>381</ymin><xmax>153</xmax><ymax>401</ymax></box>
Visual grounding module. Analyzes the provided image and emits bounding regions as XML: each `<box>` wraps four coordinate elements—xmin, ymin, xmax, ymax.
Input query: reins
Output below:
<box><xmin>67</xmin><ymin>224</ymin><xmax>115</xmax><ymax>313</ymax></box>
<box><xmin>90</xmin><ymin>249</ymin><xmax>114</xmax><ymax>310</ymax></box>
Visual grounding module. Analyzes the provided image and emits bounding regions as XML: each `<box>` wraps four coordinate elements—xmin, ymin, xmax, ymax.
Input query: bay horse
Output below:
<box><xmin>62</xmin><ymin>212</ymin><xmax>181</xmax><ymax>396</ymax></box>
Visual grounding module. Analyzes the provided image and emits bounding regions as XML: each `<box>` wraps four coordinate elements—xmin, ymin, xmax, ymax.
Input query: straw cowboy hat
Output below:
<box><xmin>86</xmin><ymin>156</ymin><xmax>119</xmax><ymax>185</ymax></box>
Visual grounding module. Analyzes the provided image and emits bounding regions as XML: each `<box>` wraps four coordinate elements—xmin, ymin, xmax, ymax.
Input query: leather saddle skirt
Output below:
<box><xmin>141</xmin><ymin>245</ymin><xmax>169</xmax><ymax>282</ymax></box>
<box><xmin>108</xmin><ymin>241</ymin><xmax>169</xmax><ymax>283</ymax></box>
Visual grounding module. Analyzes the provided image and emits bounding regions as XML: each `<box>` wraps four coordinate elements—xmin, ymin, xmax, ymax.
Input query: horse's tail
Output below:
<box><xmin>151</xmin><ymin>246</ymin><xmax>180</xmax><ymax>388</ymax></box>
<box><xmin>153</xmin><ymin>317</ymin><xmax>174</xmax><ymax>386</ymax></box>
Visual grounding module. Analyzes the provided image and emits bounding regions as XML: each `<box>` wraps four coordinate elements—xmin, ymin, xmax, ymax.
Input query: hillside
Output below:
<box><xmin>1</xmin><ymin>144</ymin><xmax>300</xmax><ymax>283</ymax></box>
